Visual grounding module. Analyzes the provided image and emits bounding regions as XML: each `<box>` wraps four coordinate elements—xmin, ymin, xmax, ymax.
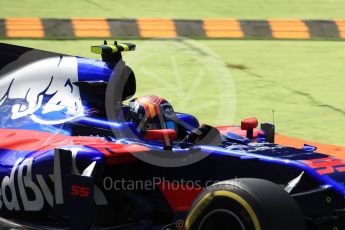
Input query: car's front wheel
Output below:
<box><xmin>185</xmin><ymin>178</ymin><xmax>306</xmax><ymax>230</ymax></box>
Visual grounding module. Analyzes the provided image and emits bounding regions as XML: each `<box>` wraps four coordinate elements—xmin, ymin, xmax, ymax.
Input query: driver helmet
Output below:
<box><xmin>128</xmin><ymin>95</ymin><xmax>176</xmax><ymax>131</ymax></box>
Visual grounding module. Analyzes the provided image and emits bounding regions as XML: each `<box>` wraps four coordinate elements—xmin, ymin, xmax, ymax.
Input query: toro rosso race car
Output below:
<box><xmin>0</xmin><ymin>41</ymin><xmax>345</xmax><ymax>230</ymax></box>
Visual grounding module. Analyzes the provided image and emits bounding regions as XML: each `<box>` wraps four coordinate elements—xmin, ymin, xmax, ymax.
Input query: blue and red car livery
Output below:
<box><xmin>0</xmin><ymin>42</ymin><xmax>345</xmax><ymax>230</ymax></box>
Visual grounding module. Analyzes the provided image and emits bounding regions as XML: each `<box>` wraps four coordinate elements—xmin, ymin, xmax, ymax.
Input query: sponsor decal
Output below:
<box><xmin>302</xmin><ymin>157</ymin><xmax>345</xmax><ymax>175</ymax></box>
<box><xmin>0</xmin><ymin>56</ymin><xmax>83</xmax><ymax>125</ymax></box>
<box><xmin>0</xmin><ymin>157</ymin><xmax>107</xmax><ymax>211</ymax></box>
<box><xmin>71</xmin><ymin>185</ymin><xmax>91</xmax><ymax>198</ymax></box>
<box><xmin>0</xmin><ymin>158</ymin><xmax>45</xmax><ymax>211</ymax></box>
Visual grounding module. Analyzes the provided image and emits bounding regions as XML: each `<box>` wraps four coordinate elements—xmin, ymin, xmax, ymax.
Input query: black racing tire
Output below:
<box><xmin>185</xmin><ymin>178</ymin><xmax>306</xmax><ymax>230</ymax></box>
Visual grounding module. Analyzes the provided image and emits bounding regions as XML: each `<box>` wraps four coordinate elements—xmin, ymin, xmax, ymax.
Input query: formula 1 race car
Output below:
<box><xmin>0</xmin><ymin>41</ymin><xmax>344</xmax><ymax>230</ymax></box>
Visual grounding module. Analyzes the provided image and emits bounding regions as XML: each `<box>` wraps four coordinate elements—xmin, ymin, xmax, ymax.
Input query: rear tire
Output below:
<box><xmin>185</xmin><ymin>178</ymin><xmax>306</xmax><ymax>230</ymax></box>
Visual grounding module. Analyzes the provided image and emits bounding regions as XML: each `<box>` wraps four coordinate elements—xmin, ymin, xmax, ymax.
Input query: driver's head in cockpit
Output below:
<box><xmin>128</xmin><ymin>95</ymin><xmax>222</xmax><ymax>146</ymax></box>
<box><xmin>128</xmin><ymin>95</ymin><xmax>177</xmax><ymax>133</ymax></box>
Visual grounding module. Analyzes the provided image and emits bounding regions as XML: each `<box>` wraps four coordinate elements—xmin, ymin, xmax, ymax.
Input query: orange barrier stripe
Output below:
<box><xmin>72</xmin><ymin>18</ymin><xmax>108</xmax><ymax>21</ymax></box>
<box><xmin>5</xmin><ymin>18</ymin><xmax>43</xmax><ymax>23</ymax></box>
<box><xmin>140</xmin><ymin>31</ymin><xmax>177</xmax><ymax>38</ymax></box>
<box><xmin>73</xmin><ymin>25</ymin><xmax>110</xmax><ymax>30</ymax></box>
<box><xmin>204</xmin><ymin>19</ymin><xmax>241</xmax><ymax>27</ymax></box>
<box><xmin>276</xmin><ymin>134</ymin><xmax>345</xmax><ymax>161</ymax></box>
<box><xmin>74</xmin><ymin>30</ymin><xmax>111</xmax><ymax>37</ymax></box>
<box><xmin>204</xmin><ymin>22</ymin><xmax>241</xmax><ymax>26</ymax></box>
<box><xmin>269</xmin><ymin>20</ymin><xmax>310</xmax><ymax>39</ymax></box>
<box><xmin>137</xmin><ymin>18</ymin><xmax>175</xmax><ymax>23</ymax></box>
<box><xmin>6</xmin><ymin>21</ymin><xmax>42</xmax><ymax>25</ymax></box>
<box><xmin>272</xmin><ymin>31</ymin><xmax>310</xmax><ymax>39</ymax></box>
<box><xmin>271</xmin><ymin>26</ymin><xmax>309</xmax><ymax>32</ymax></box>
<box><xmin>204</xmin><ymin>19</ymin><xmax>240</xmax><ymax>24</ymax></box>
<box><xmin>3</xmin><ymin>17</ymin><xmax>345</xmax><ymax>39</ymax></box>
<box><xmin>269</xmin><ymin>20</ymin><xmax>308</xmax><ymax>27</ymax></box>
<box><xmin>137</xmin><ymin>21</ymin><xmax>175</xmax><ymax>25</ymax></box>
<box><xmin>6</xmin><ymin>25</ymin><xmax>43</xmax><ymax>30</ymax></box>
<box><xmin>338</xmin><ymin>32</ymin><xmax>345</xmax><ymax>39</ymax></box>
<box><xmin>138</xmin><ymin>25</ymin><xmax>175</xmax><ymax>30</ymax></box>
<box><xmin>336</xmin><ymin>25</ymin><xmax>345</xmax><ymax>29</ymax></box>
<box><xmin>207</xmin><ymin>31</ymin><xmax>243</xmax><ymax>38</ymax></box>
<box><xmin>269</xmin><ymin>22</ymin><xmax>307</xmax><ymax>26</ymax></box>
<box><xmin>270</xmin><ymin>23</ymin><xmax>308</xmax><ymax>26</ymax></box>
<box><xmin>137</xmin><ymin>19</ymin><xmax>176</xmax><ymax>38</ymax></box>
<box><xmin>72</xmin><ymin>18</ymin><xmax>110</xmax><ymax>38</ymax></box>
<box><xmin>73</xmin><ymin>23</ymin><xmax>109</xmax><ymax>27</ymax></box>
<box><xmin>338</xmin><ymin>26</ymin><xmax>345</xmax><ymax>30</ymax></box>
<box><xmin>73</xmin><ymin>32</ymin><xmax>111</xmax><ymax>38</ymax></box>
<box><xmin>203</xmin><ymin>19</ymin><xmax>243</xmax><ymax>38</ymax></box>
<box><xmin>72</xmin><ymin>20</ymin><xmax>108</xmax><ymax>22</ymax></box>
<box><xmin>334</xmin><ymin>19</ymin><xmax>345</xmax><ymax>24</ymax></box>
<box><xmin>203</xmin><ymin>25</ymin><xmax>242</xmax><ymax>30</ymax></box>
<box><xmin>137</xmin><ymin>19</ymin><xmax>175</xmax><ymax>27</ymax></box>
<box><xmin>6</xmin><ymin>30</ymin><xmax>44</xmax><ymax>38</ymax></box>
<box><xmin>334</xmin><ymin>20</ymin><xmax>345</xmax><ymax>38</ymax></box>
<box><xmin>269</xmin><ymin>19</ymin><xmax>306</xmax><ymax>23</ymax></box>
<box><xmin>72</xmin><ymin>21</ymin><xmax>109</xmax><ymax>25</ymax></box>
<box><xmin>5</xmin><ymin>18</ymin><xmax>44</xmax><ymax>38</ymax></box>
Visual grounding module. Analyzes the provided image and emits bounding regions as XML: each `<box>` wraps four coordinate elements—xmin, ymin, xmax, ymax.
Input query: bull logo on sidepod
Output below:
<box><xmin>0</xmin><ymin>56</ymin><xmax>83</xmax><ymax>125</ymax></box>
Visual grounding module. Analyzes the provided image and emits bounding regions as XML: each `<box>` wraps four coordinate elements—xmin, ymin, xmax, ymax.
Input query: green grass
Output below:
<box><xmin>2</xmin><ymin>39</ymin><xmax>345</xmax><ymax>145</ymax></box>
<box><xmin>1</xmin><ymin>0</ymin><xmax>345</xmax><ymax>19</ymax></box>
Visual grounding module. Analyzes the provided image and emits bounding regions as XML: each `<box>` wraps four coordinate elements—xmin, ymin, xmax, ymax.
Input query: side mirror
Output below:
<box><xmin>145</xmin><ymin>129</ymin><xmax>177</xmax><ymax>142</ymax></box>
<box><xmin>241</xmin><ymin>117</ymin><xmax>258</xmax><ymax>139</ymax></box>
